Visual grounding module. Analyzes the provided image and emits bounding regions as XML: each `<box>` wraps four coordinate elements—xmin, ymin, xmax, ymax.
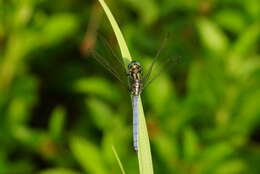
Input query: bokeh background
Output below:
<box><xmin>0</xmin><ymin>0</ymin><xmax>260</xmax><ymax>173</ymax></box>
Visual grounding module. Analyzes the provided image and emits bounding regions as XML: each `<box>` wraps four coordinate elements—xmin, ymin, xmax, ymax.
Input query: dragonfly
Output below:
<box><xmin>90</xmin><ymin>34</ymin><xmax>180</xmax><ymax>151</ymax></box>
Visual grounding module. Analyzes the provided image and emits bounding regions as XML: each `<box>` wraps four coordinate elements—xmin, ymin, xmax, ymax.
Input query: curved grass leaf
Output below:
<box><xmin>97</xmin><ymin>0</ymin><xmax>154</xmax><ymax>173</ymax></box>
<box><xmin>112</xmin><ymin>145</ymin><xmax>126</xmax><ymax>174</ymax></box>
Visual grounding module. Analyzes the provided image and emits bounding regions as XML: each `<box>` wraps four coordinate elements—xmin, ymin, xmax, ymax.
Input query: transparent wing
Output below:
<box><xmin>142</xmin><ymin>34</ymin><xmax>169</xmax><ymax>85</ymax></box>
<box><xmin>90</xmin><ymin>34</ymin><xmax>129</xmax><ymax>88</ymax></box>
<box><xmin>92</xmin><ymin>51</ymin><xmax>127</xmax><ymax>86</ymax></box>
<box><xmin>142</xmin><ymin>56</ymin><xmax>181</xmax><ymax>88</ymax></box>
<box><xmin>142</xmin><ymin>34</ymin><xmax>181</xmax><ymax>88</ymax></box>
<box><xmin>97</xmin><ymin>34</ymin><xmax>127</xmax><ymax>70</ymax></box>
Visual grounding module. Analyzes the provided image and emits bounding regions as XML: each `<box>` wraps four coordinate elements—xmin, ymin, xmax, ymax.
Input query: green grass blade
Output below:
<box><xmin>98</xmin><ymin>0</ymin><xmax>131</xmax><ymax>65</ymax></box>
<box><xmin>112</xmin><ymin>145</ymin><xmax>126</xmax><ymax>174</ymax></box>
<box><xmin>137</xmin><ymin>98</ymin><xmax>154</xmax><ymax>174</ymax></box>
<box><xmin>97</xmin><ymin>0</ymin><xmax>154</xmax><ymax>174</ymax></box>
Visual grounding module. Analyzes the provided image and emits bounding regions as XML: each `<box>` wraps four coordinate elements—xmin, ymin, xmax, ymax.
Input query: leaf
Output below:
<box><xmin>86</xmin><ymin>98</ymin><xmax>113</xmax><ymax>130</ymax></box>
<box><xmin>231</xmin><ymin>23</ymin><xmax>260</xmax><ymax>58</ymax></box>
<box><xmin>7</xmin><ymin>99</ymin><xmax>29</xmax><ymax>125</ymax></box>
<box><xmin>230</xmin><ymin>89</ymin><xmax>260</xmax><ymax>139</ymax></box>
<box><xmin>183</xmin><ymin>127</ymin><xmax>200</xmax><ymax>162</ymax></box>
<box><xmin>42</xmin><ymin>13</ymin><xmax>79</xmax><ymax>45</ymax></box>
<box><xmin>242</xmin><ymin>0</ymin><xmax>260</xmax><ymax>19</ymax></box>
<box><xmin>213</xmin><ymin>160</ymin><xmax>247</xmax><ymax>174</ymax></box>
<box><xmin>196</xmin><ymin>142</ymin><xmax>235</xmax><ymax>174</ymax></box>
<box><xmin>214</xmin><ymin>9</ymin><xmax>247</xmax><ymax>34</ymax></box>
<box><xmin>197</xmin><ymin>18</ymin><xmax>229</xmax><ymax>55</ymax></box>
<box><xmin>48</xmin><ymin>106</ymin><xmax>66</xmax><ymax>140</ymax></box>
<box><xmin>70</xmin><ymin>136</ymin><xmax>107</xmax><ymax>174</ymax></box>
<box><xmin>97</xmin><ymin>0</ymin><xmax>132</xmax><ymax>64</ymax></box>
<box><xmin>153</xmin><ymin>132</ymin><xmax>179</xmax><ymax>164</ymax></box>
<box><xmin>74</xmin><ymin>77</ymin><xmax>121</xmax><ymax>102</ymax></box>
<box><xmin>112</xmin><ymin>146</ymin><xmax>126</xmax><ymax>174</ymax></box>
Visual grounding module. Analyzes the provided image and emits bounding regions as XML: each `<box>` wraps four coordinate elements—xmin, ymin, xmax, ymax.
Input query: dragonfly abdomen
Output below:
<box><xmin>128</xmin><ymin>61</ymin><xmax>143</xmax><ymax>152</ymax></box>
<box><xmin>131</xmin><ymin>79</ymin><xmax>142</xmax><ymax>96</ymax></box>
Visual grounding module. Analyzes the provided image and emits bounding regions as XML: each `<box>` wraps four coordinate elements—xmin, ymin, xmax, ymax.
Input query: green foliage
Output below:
<box><xmin>70</xmin><ymin>136</ymin><xmax>107</xmax><ymax>174</ymax></box>
<box><xmin>0</xmin><ymin>0</ymin><xmax>259</xmax><ymax>173</ymax></box>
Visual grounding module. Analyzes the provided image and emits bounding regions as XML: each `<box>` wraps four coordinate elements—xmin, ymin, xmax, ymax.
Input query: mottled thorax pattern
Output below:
<box><xmin>128</xmin><ymin>61</ymin><xmax>143</xmax><ymax>96</ymax></box>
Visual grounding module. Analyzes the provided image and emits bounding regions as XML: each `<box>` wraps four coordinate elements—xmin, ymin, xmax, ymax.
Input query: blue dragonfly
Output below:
<box><xmin>90</xmin><ymin>34</ymin><xmax>180</xmax><ymax>151</ymax></box>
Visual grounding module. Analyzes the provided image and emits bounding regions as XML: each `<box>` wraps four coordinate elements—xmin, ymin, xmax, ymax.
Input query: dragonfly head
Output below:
<box><xmin>128</xmin><ymin>61</ymin><xmax>141</xmax><ymax>71</ymax></box>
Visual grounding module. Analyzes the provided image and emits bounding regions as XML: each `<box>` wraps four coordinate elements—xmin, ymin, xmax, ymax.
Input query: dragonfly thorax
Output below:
<box><xmin>128</xmin><ymin>61</ymin><xmax>143</xmax><ymax>96</ymax></box>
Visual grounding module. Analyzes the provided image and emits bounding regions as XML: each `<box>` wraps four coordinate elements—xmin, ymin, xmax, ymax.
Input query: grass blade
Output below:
<box><xmin>97</xmin><ymin>0</ymin><xmax>154</xmax><ymax>174</ymax></box>
<box><xmin>98</xmin><ymin>0</ymin><xmax>132</xmax><ymax>65</ymax></box>
<box><xmin>112</xmin><ymin>145</ymin><xmax>126</xmax><ymax>174</ymax></box>
<box><xmin>136</xmin><ymin>98</ymin><xmax>154</xmax><ymax>174</ymax></box>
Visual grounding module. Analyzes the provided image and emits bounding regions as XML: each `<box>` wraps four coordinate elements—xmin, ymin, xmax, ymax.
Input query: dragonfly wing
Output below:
<box><xmin>142</xmin><ymin>34</ymin><xmax>169</xmax><ymax>85</ymax></box>
<box><xmin>142</xmin><ymin>56</ymin><xmax>181</xmax><ymax>89</ymax></box>
<box><xmin>97</xmin><ymin>34</ymin><xmax>127</xmax><ymax>69</ymax></box>
<box><xmin>142</xmin><ymin>34</ymin><xmax>181</xmax><ymax>88</ymax></box>
<box><xmin>92</xmin><ymin>51</ymin><xmax>128</xmax><ymax>87</ymax></box>
<box><xmin>90</xmin><ymin>34</ymin><xmax>129</xmax><ymax>88</ymax></box>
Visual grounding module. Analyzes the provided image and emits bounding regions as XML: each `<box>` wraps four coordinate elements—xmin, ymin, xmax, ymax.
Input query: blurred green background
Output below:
<box><xmin>0</xmin><ymin>0</ymin><xmax>260</xmax><ymax>173</ymax></box>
